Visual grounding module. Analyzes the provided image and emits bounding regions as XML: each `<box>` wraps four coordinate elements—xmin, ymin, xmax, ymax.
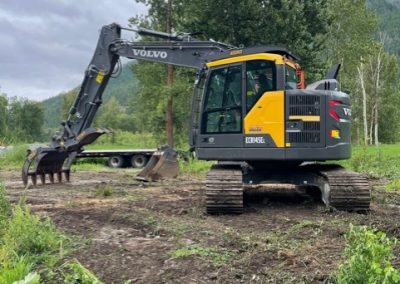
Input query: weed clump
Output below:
<box><xmin>95</xmin><ymin>185</ymin><xmax>114</xmax><ymax>197</ymax></box>
<box><xmin>1</xmin><ymin>205</ymin><xmax>68</xmax><ymax>262</ymax></box>
<box><xmin>0</xmin><ymin>183</ymin><xmax>11</xmax><ymax>227</ymax></box>
<box><xmin>63</xmin><ymin>259</ymin><xmax>104</xmax><ymax>284</ymax></box>
<box><xmin>336</xmin><ymin>225</ymin><xmax>400</xmax><ymax>284</ymax></box>
<box><xmin>0</xmin><ymin>182</ymin><xmax>69</xmax><ymax>282</ymax></box>
<box><xmin>170</xmin><ymin>245</ymin><xmax>232</xmax><ymax>266</ymax></box>
<box><xmin>385</xmin><ymin>179</ymin><xmax>400</xmax><ymax>192</ymax></box>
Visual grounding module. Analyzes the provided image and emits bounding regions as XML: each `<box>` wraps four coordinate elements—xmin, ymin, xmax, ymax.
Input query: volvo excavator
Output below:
<box><xmin>22</xmin><ymin>23</ymin><xmax>371</xmax><ymax>214</ymax></box>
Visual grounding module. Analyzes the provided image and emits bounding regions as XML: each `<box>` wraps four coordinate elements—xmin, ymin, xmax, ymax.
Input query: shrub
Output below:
<box><xmin>336</xmin><ymin>225</ymin><xmax>400</xmax><ymax>284</ymax></box>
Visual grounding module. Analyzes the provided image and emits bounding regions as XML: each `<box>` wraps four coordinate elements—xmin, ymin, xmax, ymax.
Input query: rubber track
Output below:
<box><xmin>319</xmin><ymin>167</ymin><xmax>371</xmax><ymax>211</ymax></box>
<box><xmin>206</xmin><ymin>164</ymin><xmax>243</xmax><ymax>214</ymax></box>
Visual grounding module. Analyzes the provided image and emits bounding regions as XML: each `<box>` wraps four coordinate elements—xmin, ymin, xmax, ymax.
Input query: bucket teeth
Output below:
<box><xmin>49</xmin><ymin>173</ymin><xmax>55</xmax><ymax>184</ymax></box>
<box><xmin>40</xmin><ymin>174</ymin><xmax>46</xmax><ymax>185</ymax></box>
<box><xmin>31</xmin><ymin>175</ymin><xmax>37</xmax><ymax>186</ymax></box>
<box><xmin>21</xmin><ymin>148</ymin><xmax>76</xmax><ymax>186</ymax></box>
<box><xmin>64</xmin><ymin>170</ymin><xmax>70</xmax><ymax>182</ymax></box>
<box><xmin>57</xmin><ymin>172</ymin><xmax>62</xmax><ymax>183</ymax></box>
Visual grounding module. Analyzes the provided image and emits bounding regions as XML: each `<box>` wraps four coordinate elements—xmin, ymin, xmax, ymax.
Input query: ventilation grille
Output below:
<box><xmin>303</xmin><ymin>122</ymin><xmax>320</xmax><ymax>131</ymax></box>
<box><xmin>289</xmin><ymin>106</ymin><xmax>320</xmax><ymax>116</ymax></box>
<box><xmin>289</xmin><ymin>132</ymin><xmax>320</xmax><ymax>144</ymax></box>
<box><xmin>287</xmin><ymin>94</ymin><xmax>322</xmax><ymax>145</ymax></box>
<box><xmin>289</xmin><ymin>95</ymin><xmax>320</xmax><ymax>105</ymax></box>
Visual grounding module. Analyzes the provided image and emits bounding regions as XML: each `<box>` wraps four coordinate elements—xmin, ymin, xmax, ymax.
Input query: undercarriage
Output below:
<box><xmin>206</xmin><ymin>162</ymin><xmax>371</xmax><ymax>214</ymax></box>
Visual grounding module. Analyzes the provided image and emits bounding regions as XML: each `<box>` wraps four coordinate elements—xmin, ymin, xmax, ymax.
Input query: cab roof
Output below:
<box><xmin>206</xmin><ymin>46</ymin><xmax>300</xmax><ymax>63</ymax></box>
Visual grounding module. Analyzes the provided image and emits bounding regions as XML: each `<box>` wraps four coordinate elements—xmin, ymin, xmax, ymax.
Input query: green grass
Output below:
<box><xmin>88</xmin><ymin>131</ymin><xmax>158</xmax><ymax>149</ymax></box>
<box><xmin>0</xmin><ymin>144</ymin><xmax>28</xmax><ymax>170</ymax></box>
<box><xmin>352</xmin><ymin>144</ymin><xmax>400</xmax><ymax>156</ymax></box>
<box><xmin>0</xmin><ymin>204</ymin><xmax>69</xmax><ymax>282</ymax></box>
<box><xmin>72</xmin><ymin>161</ymin><xmax>110</xmax><ymax>171</ymax></box>
<box><xmin>94</xmin><ymin>185</ymin><xmax>114</xmax><ymax>197</ymax></box>
<box><xmin>384</xmin><ymin>179</ymin><xmax>400</xmax><ymax>192</ymax></box>
<box><xmin>0</xmin><ymin>182</ymin><xmax>103</xmax><ymax>282</ymax></box>
<box><xmin>63</xmin><ymin>259</ymin><xmax>104</xmax><ymax>284</ymax></box>
<box><xmin>179</xmin><ymin>159</ymin><xmax>214</xmax><ymax>174</ymax></box>
<box><xmin>170</xmin><ymin>245</ymin><xmax>232</xmax><ymax>266</ymax></box>
<box><xmin>338</xmin><ymin>144</ymin><xmax>400</xmax><ymax>179</ymax></box>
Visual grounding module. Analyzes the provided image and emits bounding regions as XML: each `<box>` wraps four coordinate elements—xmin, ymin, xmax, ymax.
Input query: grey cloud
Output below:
<box><xmin>0</xmin><ymin>0</ymin><xmax>147</xmax><ymax>101</ymax></box>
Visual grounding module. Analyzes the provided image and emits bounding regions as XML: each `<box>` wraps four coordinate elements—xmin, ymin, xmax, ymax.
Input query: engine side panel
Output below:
<box><xmin>196</xmin><ymin>89</ymin><xmax>351</xmax><ymax>162</ymax></box>
<box><xmin>244</xmin><ymin>90</ymin><xmax>285</xmax><ymax>147</ymax></box>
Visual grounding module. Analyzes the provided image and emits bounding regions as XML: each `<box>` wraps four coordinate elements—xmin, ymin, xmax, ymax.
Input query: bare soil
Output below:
<box><xmin>2</xmin><ymin>169</ymin><xmax>400</xmax><ymax>283</ymax></box>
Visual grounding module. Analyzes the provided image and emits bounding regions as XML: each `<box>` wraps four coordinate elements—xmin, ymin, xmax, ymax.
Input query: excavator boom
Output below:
<box><xmin>22</xmin><ymin>23</ymin><xmax>234</xmax><ymax>186</ymax></box>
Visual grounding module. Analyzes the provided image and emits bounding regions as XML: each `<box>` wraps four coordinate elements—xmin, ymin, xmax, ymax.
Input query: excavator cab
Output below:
<box><xmin>190</xmin><ymin>49</ymin><xmax>351</xmax><ymax>163</ymax></box>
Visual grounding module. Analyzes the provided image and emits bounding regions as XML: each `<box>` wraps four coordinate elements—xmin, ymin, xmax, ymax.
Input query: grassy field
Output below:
<box><xmin>339</xmin><ymin>144</ymin><xmax>400</xmax><ymax>180</ymax></box>
<box><xmin>85</xmin><ymin>131</ymin><xmax>158</xmax><ymax>150</ymax></box>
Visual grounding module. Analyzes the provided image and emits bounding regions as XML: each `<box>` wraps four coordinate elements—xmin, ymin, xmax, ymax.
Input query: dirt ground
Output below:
<box><xmin>2</xmin><ymin>168</ymin><xmax>400</xmax><ymax>283</ymax></box>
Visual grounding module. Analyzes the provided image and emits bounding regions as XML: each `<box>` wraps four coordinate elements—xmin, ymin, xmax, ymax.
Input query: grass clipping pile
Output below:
<box><xmin>1</xmin><ymin>168</ymin><xmax>400</xmax><ymax>283</ymax></box>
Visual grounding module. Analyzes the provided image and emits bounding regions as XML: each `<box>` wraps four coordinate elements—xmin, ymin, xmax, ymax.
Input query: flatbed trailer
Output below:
<box><xmin>76</xmin><ymin>149</ymin><xmax>157</xmax><ymax>168</ymax></box>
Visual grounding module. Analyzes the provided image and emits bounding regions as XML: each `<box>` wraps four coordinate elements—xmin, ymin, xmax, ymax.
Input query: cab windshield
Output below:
<box><xmin>285</xmin><ymin>65</ymin><xmax>298</xmax><ymax>89</ymax></box>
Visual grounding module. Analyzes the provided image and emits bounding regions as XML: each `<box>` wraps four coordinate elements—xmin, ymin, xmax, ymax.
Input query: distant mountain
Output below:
<box><xmin>42</xmin><ymin>62</ymin><xmax>138</xmax><ymax>130</ymax></box>
<box><xmin>368</xmin><ymin>0</ymin><xmax>400</xmax><ymax>57</ymax></box>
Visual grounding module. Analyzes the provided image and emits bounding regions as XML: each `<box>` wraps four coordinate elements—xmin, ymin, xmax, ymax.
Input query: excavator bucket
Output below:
<box><xmin>21</xmin><ymin>127</ymin><xmax>110</xmax><ymax>187</ymax></box>
<box><xmin>21</xmin><ymin>147</ymin><xmax>75</xmax><ymax>187</ymax></box>
<box><xmin>136</xmin><ymin>145</ymin><xmax>179</xmax><ymax>181</ymax></box>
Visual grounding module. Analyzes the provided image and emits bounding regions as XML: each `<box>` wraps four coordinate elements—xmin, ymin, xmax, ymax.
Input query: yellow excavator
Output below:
<box><xmin>22</xmin><ymin>23</ymin><xmax>370</xmax><ymax>214</ymax></box>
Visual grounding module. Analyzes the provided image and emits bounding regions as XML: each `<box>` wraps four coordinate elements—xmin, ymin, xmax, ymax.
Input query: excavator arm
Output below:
<box><xmin>22</xmin><ymin>23</ymin><xmax>234</xmax><ymax>186</ymax></box>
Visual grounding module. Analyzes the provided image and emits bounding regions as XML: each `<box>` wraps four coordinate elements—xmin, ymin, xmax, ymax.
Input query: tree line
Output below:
<box><xmin>0</xmin><ymin>94</ymin><xmax>44</xmax><ymax>144</ymax></box>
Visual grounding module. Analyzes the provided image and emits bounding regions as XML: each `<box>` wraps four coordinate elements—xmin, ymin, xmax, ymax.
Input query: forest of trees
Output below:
<box><xmin>1</xmin><ymin>0</ymin><xmax>399</xmax><ymax>148</ymax></box>
<box><xmin>0</xmin><ymin>94</ymin><xmax>44</xmax><ymax>143</ymax></box>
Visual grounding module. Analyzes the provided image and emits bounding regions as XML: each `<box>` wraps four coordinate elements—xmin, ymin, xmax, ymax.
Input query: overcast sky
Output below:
<box><xmin>0</xmin><ymin>0</ymin><xmax>147</xmax><ymax>101</ymax></box>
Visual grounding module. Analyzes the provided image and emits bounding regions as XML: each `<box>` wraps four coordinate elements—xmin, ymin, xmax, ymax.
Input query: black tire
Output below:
<box><xmin>130</xmin><ymin>154</ymin><xmax>148</xmax><ymax>168</ymax></box>
<box><xmin>107</xmin><ymin>155</ymin><xmax>125</xmax><ymax>168</ymax></box>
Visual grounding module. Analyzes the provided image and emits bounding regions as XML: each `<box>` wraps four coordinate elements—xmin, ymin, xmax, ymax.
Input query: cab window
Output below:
<box><xmin>285</xmin><ymin>65</ymin><xmax>298</xmax><ymax>89</ymax></box>
<box><xmin>202</xmin><ymin>65</ymin><xmax>242</xmax><ymax>134</ymax></box>
<box><xmin>246</xmin><ymin>60</ymin><xmax>276</xmax><ymax>111</ymax></box>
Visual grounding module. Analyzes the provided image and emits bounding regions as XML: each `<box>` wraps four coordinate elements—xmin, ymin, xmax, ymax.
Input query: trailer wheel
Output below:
<box><xmin>107</xmin><ymin>155</ymin><xmax>125</xmax><ymax>168</ymax></box>
<box><xmin>130</xmin><ymin>154</ymin><xmax>148</xmax><ymax>168</ymax></box>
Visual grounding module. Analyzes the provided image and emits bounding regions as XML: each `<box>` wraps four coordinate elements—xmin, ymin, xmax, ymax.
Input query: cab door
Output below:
<box><xmin>243</xmin><ymin>60</ymin><xmax>285</xmax><ymax>148</ymax></box>
<box><xmin>198</xmin><ymin>64</ymin><xmax>244</xmax><ymax>148</ymax></box>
